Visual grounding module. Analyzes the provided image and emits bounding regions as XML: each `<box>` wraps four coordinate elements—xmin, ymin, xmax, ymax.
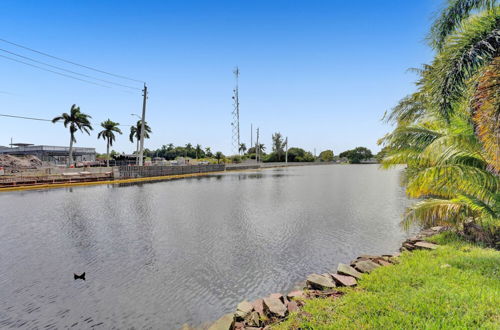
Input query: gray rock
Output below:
<box><xmin>263</xmin><ymin>296</ymin><xmax>287</xmax><ymax>317</ymax></box>
<box><xmin>414</xmin><ymin>241</ymin><xmax>438</xmax><ymax>250</ymax></box>
<box><xmin>306</xmin><ymin>273</ymin><xmax>336</xmax><ymax>289</ymax></box>
<box><xmin>337</xmin><ymin>263</ymin><xmax>363</xmax><ymax>279</ymax></box>
<box><xmin>235</xmin><ymin>300</ymin><xmax>253</xmax><ymax>319</ymax></box>
<box><xmin>246</xmin><ymin>311</ymin><xmax>261</xmax><ymax>327</ymax></box>
<box><xmin>287</xmin><ymin>290</ymin><xmax>305</xmax><ymax>300</ymax></box>
<box><xmin>251</xmin><ymin>298</ymin><xmax>265</xmax><ymax>319</ymax></box>
<box><xmin>208</xmin><ymin>313</ymin><xmax>234</xmax><ymax>330</ymax></box>
<box><xmin>354</xmin><ymin>260</ymin><xmax>380</xmax><ymax>273</ymax></box>
<box><xmin>331</xmin><ymin>273</ymin><xmax>357</xmax><ymax>287</ymax></box>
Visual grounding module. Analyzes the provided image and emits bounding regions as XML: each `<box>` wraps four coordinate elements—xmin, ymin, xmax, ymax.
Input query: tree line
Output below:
<box><xmin>51</xmin><ymin>105</ymin><xmax>376</xmax><ymax>167</ymax></box>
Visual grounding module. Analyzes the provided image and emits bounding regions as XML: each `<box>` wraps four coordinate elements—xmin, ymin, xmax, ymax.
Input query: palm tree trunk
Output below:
<box><xmin>68</xmin><ymin>133</ymin><xmax>74</xmax><ymax>167</ymax></box>
<box><xmin>106</xmin><ymin>138</ymin><xmax>110</xmax><ymax>167</ymax></box>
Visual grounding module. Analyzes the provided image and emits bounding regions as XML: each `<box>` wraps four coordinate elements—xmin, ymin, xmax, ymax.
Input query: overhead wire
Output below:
<box><xmin>0</xmin><ymin>54</ymin><xmax>113</xmax><ymax>88</ymax></box>
<box><xmin>0</xmin><ymin>113</ymin><xmax>52</xmax><ymax>122</ymax></box>
<box><xmin>0</xmin><ymin>37</ymin><xmax>144</xmax><ymax>83</ymax></box>
<box><xmin>0</xmin><ymin>48</ymin><xmax>141</xmax><ymax>91</ymax></box>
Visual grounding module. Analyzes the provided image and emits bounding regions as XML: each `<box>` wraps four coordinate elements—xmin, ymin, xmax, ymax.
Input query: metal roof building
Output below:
<box><xmin>0</xmin><ymin>145</ymin><xmax>96</xmax><ymax>164</ymax></box>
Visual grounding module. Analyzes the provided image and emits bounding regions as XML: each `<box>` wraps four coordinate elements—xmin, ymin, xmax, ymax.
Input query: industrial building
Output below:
<box><xmin>0</xmin><ymin>143</ymin><xmax>96</xmax><ymax>164</ymax></box>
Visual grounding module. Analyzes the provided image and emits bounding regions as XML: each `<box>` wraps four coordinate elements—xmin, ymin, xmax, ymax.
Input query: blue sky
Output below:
<box><xmin>0</xmin><ymin>0</ymin><xmax>440</xmax><ymax>155</ymax></box>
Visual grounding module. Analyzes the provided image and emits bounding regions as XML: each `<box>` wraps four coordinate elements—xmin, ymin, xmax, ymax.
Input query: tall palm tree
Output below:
<box><xmin>129</xmin><ymin>120</ymin><xmax>152</xmax><ymax>155</ymax></box>
<box><xmin>52</xmin><ymin>104</ymin><xmax>93</xmax><ymax>167</ymax></box>
<box><xmin>205</xmin><ymin>147</ymin><xmax>212</xmax><ymax>157</ymax></box>
<box><xmin>195</xmin><ymin>144</ymin><xmax>202</xmax><ymax>159</ymax></box>
<box><xmin>272</xmin><ymin>132</ymin><xmax>285</xmax><ymax>161</ymax></box>
<box><xmin>239</xmin><ymin>143</ymin><xmax>247</xmax><ymax>155</ymax></box>
<box><xmin>215</xmin><ymin>151</ymin><xmax>224</xmax><ymax>164</ymax></box>
<box><xmin>98</xmin><ymin>119</ymin><xmax>122</xmax><ymax>167</ymax></box>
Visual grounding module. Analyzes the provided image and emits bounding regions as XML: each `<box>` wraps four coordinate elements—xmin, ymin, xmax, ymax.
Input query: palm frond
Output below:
<box><xmin>428</xmin><ymin>0</ymin><xmax>497</xmax><ymax>50</ymax></box>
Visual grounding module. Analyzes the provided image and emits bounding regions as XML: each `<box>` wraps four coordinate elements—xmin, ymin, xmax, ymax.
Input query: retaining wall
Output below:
<box><xmin>118</xmin><ymin>164</ymin><xmax>225</xmax><ymax>178</ymax></box>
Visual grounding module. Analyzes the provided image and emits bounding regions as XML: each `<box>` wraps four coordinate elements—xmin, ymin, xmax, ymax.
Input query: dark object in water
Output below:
<box><xmin>74</xmin><ymin>272</ymin><xmax>86</xmax><ymax>280</ymax></box>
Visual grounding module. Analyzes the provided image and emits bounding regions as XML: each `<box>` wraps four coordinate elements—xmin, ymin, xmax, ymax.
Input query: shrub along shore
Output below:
<box><xmin>192</xmin><ymin>227</ymin><xmax>499</xmax><ymax>330</ymax></box>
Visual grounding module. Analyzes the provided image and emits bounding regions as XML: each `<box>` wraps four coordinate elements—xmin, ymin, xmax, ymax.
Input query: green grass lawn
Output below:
<box><xmin>275</xmin><ymin>233</ymin><xmax>500</xmax><ymax>329</ymax></box>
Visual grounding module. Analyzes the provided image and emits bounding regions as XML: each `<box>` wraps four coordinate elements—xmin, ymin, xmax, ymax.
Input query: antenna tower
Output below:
<box><xmin>231</xmin><ymin>67</ymin><xmax>240</xmax><ymax>154</ymax></box>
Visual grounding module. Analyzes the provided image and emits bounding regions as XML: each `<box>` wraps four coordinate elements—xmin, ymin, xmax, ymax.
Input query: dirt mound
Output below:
<box><xmin>0</xmin><ymin>154</ymin><xmax>42</xmax><ymax>168</ymax></box>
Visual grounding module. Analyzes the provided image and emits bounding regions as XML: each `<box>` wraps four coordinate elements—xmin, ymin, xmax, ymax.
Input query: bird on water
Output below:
<box><xmin>74</xmin><ymin>272</ymin><xmax>86</xmax><ymax>280</ymax></box>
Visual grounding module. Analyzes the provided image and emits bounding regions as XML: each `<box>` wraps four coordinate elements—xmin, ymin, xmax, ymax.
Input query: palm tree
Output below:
<box><xmin>239</xmin><ymin>143</ymin><xmax>247</xmax><ymax>155</ymax></box>
<box><xmin>52</xmin><ymin>104</ymin><xmax>93</xmax><ymax>167</ymax></box>
<box><xmin>97</xmin><ymin>119</ymin><xmax>122</xmax><ymax>167</ymax></box>
<box><xmin>379</xmin><ymin>2</ymin><xmax>500</xmax><ymax>241</ymax></box>
<box><xmin>215</xmin><ymin>151</ymin><xmax>224</xmax><ymax>164</ymax></box>
<box><xmin>272</xmin><ymin>132</ymin><xmax>285</xmax><ymax>161</ymax></box>
<box><xmin>205</xmin><ymin>147</ymin><xmax>212</xmax><ymax>157</ymax></box>
<box><xmin>195</xmin><ymin>144</ymin><xmax>202</xmax><ymax>159</ymax></box>
<box><xmin>129</xmin><ymin>120</ymin><xmax>152</xmax><ymax>155</ymax></box>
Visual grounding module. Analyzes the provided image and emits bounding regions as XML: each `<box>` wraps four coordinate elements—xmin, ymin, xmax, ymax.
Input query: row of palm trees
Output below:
<box><xmin>52</xmin><ymin>104</ymin><xmax>151</xmax><ymax>167</ymax></box>
<box><xmin>379</xmin><ymin>0</ymin><xmax>499</xmax><ymax>240</ymax></box>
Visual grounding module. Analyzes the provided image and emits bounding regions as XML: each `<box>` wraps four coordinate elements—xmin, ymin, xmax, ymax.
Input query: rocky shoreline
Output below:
<box><xmin>183</xmin><ymin>226</ymin><xmax>447</xmax><ymax>330</ymax></box>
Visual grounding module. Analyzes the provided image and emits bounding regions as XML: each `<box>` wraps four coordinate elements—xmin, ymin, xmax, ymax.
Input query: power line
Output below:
<box><xmin>0</xmin><ymin>113</ymin><xmax>52</xmax><ymax>122</ymax></box>
<box><xmin>0</xmin><ymin>53</ymin><xmax>112</xmax><ymax>88</ymax></box>
<box><xmin>0</xmin><ymin>113</ymin><xmax>136</xmax><ymax>126</ymax></box>
<box><xmin>0</xmin><ymin>48</ymin><xmax>141</xmax><ymax>91</ymax></box>
<box><xmin>0</xmin><ymin>38</ymin><xmax>144</xmax><ymax>83</ymax></box>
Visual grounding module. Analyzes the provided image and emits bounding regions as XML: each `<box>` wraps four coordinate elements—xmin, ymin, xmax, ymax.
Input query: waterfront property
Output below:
<box><xmin>0</xmin><ymin>143</ymin><xmax>96</xmax><ymax>164</ymax></box>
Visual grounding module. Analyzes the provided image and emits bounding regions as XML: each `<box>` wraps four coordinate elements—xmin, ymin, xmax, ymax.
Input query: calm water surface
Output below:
<box><xmin>0</xmin><ymin>165</ymin><xmax>414</xmax><ymax>329</ymax></box>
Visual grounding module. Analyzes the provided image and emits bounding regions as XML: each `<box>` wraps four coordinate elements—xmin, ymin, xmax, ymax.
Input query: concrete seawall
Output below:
<box><xmin>118</xmin><ymin>164</ymin><xmax>225</xmax><ymax>178</ymax></box>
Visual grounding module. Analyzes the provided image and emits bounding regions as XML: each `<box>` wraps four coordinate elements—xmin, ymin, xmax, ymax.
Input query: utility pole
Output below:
<box><xmin>256</xmin><ymin>127</ymin><xmax>260</xmax><ymax>163</ymax></box>
<box><xmin>285</xmin><ymin>137</ymin><xmax>288</xmax><ymax>164</ymax></box>
<box><xmin>138</xmin><ymin>83</ymin><xmax>148</xmax><ymax>166</ymax></box>
<box><xmin>231</xmin><ymin>67</ymin><xmax>240</xmax><ymax>155</ymax></box>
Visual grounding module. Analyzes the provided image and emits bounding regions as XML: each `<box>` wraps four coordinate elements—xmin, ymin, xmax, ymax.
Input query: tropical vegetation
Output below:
<box><xmin>97</xmin><ymin>119</ymin><xmax>122</xmax><ymax>167</ymax></box>
<box><xmin>318</xmin><ymin>149</ymin><xmax>334</xmax><ymax>162</ymax></box>
<box><xmin>129</xmin><ymin>120</ymin><xmax>152</xmax><ymax>155</ymax></box>
<box><xmin>339</xmin><ymin>147</ymin><xmax>373</xmax><ymax>164</ymax></box>
<box><xmin>52</xmin><ymin>104</ymin><xmax>93</xmax><ymax>167</ymax></box>
<box><xmin>378</xmin><ymin>0</ymin><xmax>500</xmax><ymax>242</ymax></box>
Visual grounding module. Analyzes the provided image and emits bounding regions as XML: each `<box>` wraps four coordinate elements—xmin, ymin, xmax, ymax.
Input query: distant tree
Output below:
<box><xmin>129</xmin><ymin>120</ymin><xmax>152</xmax><ymax>155</ymax></box>
<box><xmin>97</xmin><ymin>119</ymin><xmax>122</xmax><ymax>167</ymax></box>
<box><xmin>339</xmin><ymin>147</ymin><xmax>373</xmax><ymax>164</ymax></box>
<box><xmin>231</xmin><ymin>155</ymin><xmax>242</xmax><ymax>163</ymax></box>
<box><xmin>215</xmin><ymin>151</ymin><xmax>224</xmax><ymax>164</ymax></box>
<box><xmin>319</xmin><ymin>150</ymin><xmax>334</xmax><ymax>162</ymax></box>
<box><xmin>239</xmin><ymin>143</ymin><xmax>247</xmax><ymax>155</ymax></box>
<box><xmin>205</xmin><ymin>147</ymin><xmax>213</xmax><ymax>158</ymax></box>
<box><xmin>272</xmin><ymin>132</ymin><xmax>285</xmax><ymax>161</ymax></box>
<box><xmin>52</xmin><ymin>104</ymin><xmax>93</xmax><ymax>167</ymax></box>
<box><xmin>257</xmin><ymin>143</ymin><xmax>266</xmax><ymax>155</ymax></box>
<box><xmin>195</xmin><ymin>144</ymin><xmax>203</xmax><ymax>159</ymax></box>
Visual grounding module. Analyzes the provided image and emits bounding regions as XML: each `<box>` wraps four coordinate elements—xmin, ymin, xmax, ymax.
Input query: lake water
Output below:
<box><xmin>0</xmin><ymin>164</ymin><xmax>414</xmax><ymax>329</ymax></box>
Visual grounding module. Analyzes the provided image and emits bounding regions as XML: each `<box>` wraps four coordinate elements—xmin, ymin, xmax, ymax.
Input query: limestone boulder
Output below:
<box><xmin>337</xmin><ymin>263</ymin><xmax>363</xmax><ymax>279</ymax></box>
<box><xmin>354</xmin><ymin>260</ymin><xmax>380</xmax><ymax>273</ymax></box>
<box><xmin>263</xmin><ymin>296</ymin><xmax>287</xmax><ymax>317</ymax></box>
<box><xmin>331</xmin><ymin>273</ymin><xmax>357</xmax><ymax>287</ymax></box>
<box><xmin>208</xmin><ymin>313</ymin><xmax>234</xmax><ymax>330</ymax></box>
<box><xmin>306</xmin><ymin>273</ymin><xmax>336</xmax><ymax>290</ymax></box>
